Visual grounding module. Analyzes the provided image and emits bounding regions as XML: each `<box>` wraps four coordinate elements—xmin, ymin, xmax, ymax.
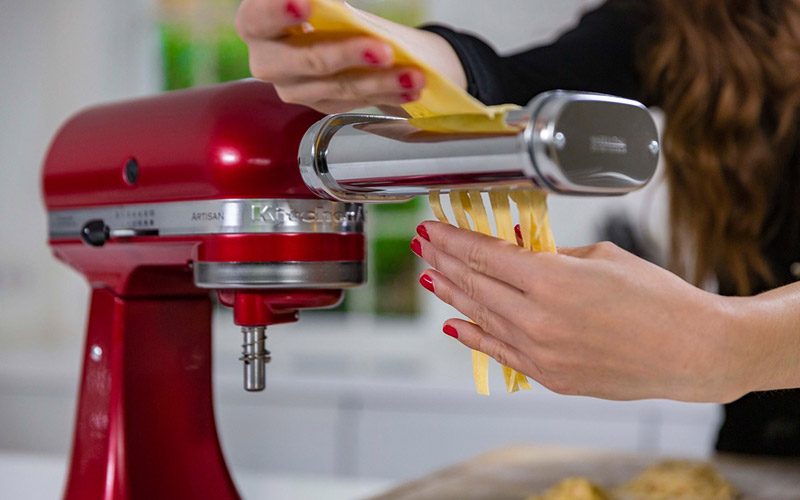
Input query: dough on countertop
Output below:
<box><xmin>530</xmin><ymin>461</ymin><xmax>737</xmax><ymax>500</ymax></box>
<box><xmin>616</xmin><ymin>461</ymin><xmax>737</xmax><ymax>500</ymax></box>
<box><xmin>530</xmin><ymin>477</ymin><xmax>611</xmax><ymax>500</ymax></box>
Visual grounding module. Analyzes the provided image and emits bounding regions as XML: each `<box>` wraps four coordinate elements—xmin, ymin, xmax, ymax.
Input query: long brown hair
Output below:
<box><xmin>644</xmin><ymin>0</ymin><xmax>800</xmax><ymax>294</ymax></box>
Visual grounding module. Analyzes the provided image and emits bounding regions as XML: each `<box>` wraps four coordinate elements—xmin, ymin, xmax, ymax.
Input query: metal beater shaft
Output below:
<box><xmin>240</xmin><ymin>326</ymin><xmax>271</xmax><ymax>392</ymax></box>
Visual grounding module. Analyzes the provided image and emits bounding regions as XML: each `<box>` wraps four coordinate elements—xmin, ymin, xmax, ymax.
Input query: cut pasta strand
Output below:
<box><xmin>430</xmin><ymin>189</ymin><xmax>555</xmax><ymax>395</ymax></box>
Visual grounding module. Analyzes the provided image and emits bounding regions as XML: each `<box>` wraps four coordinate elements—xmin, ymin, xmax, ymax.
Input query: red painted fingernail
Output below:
<box><xmin>416</xmin><ymin>224</ymin><xmax>430</xmax><ymax>241</ymax></box>
<box><xmin>286</xmin><ymin>1</ymin><xmax>303</xmax><ymax>19</ymax></box>
<box><xmin>419</xmin><ymin>274</ymin><xmax>435</xmax><ymax>293</ymax></box>
<box><xmin>363</xmin><ymin>50</ymin><xmax>381</xmax><ymax>66</ymax></box>
<box><xmin>443</xmin><ymin>324</ymin><xmax>459</xmax><ymax>339</ymax></box>
<box><xmin>399</xmin><ymin>72</ymin><xmax>415</xmax><ymax>89</ymax></box>
<box><xmin>514</xmin><ymin>224</ymin><xmax>522</xmax><ymax>242</ymax></box>
<box><xmin>401</xmin><ymin>92</ymin><xmax>416</xmax><ymax>103</ymax></box>
<box><xmin>410</xmin><ymin>238</ymin><xmax>423</xmax><ymax>258</ymax></box>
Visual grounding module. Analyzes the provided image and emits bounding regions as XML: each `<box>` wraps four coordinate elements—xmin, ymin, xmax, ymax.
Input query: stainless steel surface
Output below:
<box><xmin>194</xmin><ymin>261</ymin><xmax>364</xmax><ymax>289</ymax></box>
<box><xmin>300</xmin><ymin>114</ymin><xmax>415</xmax><ymax>203</ymax></box>
<box><xmin>521</xmin><ymin>92</ymin><xmax>660</xmax><ymax>195</ymax></box>
<box><xmin>241</xmin><ymin>326</ymin><xmax>270</xmax><ymax>392</ymax></box>
<box><xmin>108</xmin><ymin>228</ymin><xmax>158</xmax><ymax>238</ymax></box>
<box><xmin>299</xmin><ymin>91</ymin><xmax>660</xmax><ymax>202</ymax></box>
<box><xmin>48</xmin><ymin>198</ymin><xmax>364</xmax><ymax>239</ymax></box>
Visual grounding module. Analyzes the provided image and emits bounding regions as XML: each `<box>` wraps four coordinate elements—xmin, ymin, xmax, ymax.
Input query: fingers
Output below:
<box><xmin>417</xmin><ymin>221</ymin><xmax>559</xmax><ymax>293</ymax></box>
<box><xmin>237</xmin><ymin>0</ymin><xmax>310</xmax><ymax>40</ymax></box>
<box><xmin>248</xmin><ymin>35</ymin><xmax>395</xmax><ymax>83</ymax></box>
<box><xmin>276</xmin><ymin>68</ymin><xmax>425</xmax><ymax>107</ymax></box>
<box><xmin>419</xmin><ymin>268</ymin><xmax>533</xmax><ymax>352</ymax></box>
<box><xmin>413</xmin><ymin>236</ymin><xmax>528</xmax><ymax>321</ymax></box>
<box><xmin>442</xmin><ymin>319</ymin><xmax>542</xmax><ymax>379</ymax></box>
<box><xmin>237</xmin><ymin>0</ymin><xmax>430</xmax><ymax>113</ymax></box>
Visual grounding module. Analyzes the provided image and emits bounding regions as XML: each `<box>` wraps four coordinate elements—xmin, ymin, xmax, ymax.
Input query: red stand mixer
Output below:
<box><xmin>43</xmin><ymin>80</ymin><xmax>659</xmax><ymax>499</ymax></box>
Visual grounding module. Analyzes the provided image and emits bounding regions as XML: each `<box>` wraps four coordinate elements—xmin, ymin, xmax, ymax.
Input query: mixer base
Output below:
<box><xmin>63</xmin><ymin>288</ymin><xmax>239</xmax><ymax>500</ymax></box>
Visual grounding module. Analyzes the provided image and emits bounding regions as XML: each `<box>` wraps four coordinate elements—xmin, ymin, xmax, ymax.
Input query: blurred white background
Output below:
<box><xmin>0</xmin><ymin>0</ymin><xmax>718</xmax><ymax>498</ymax></box>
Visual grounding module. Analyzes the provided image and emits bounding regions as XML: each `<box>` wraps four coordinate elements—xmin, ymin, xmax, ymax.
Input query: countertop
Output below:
<box><xmin>0</xmin><ymin>452</ymin><xmax>393</xmax><ymax>500</ymax></box>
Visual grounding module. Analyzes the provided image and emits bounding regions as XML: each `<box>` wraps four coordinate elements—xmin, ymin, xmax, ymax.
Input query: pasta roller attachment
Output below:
<box><xmin>299</xmin><ymin>91</ymin><xmax>660</xmax><ymax>202</ymax></box>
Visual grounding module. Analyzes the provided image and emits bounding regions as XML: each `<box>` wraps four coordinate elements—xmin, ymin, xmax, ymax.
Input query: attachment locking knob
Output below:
<box><xmin>80</xmin><ymin>220</ymin><xmax>110</xmax><ymax>247</ymax></box>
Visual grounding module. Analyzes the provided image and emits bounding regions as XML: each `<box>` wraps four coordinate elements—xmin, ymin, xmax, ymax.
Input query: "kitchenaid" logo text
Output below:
<box><xmin>589</xmin><ymin>135</ymin><xmax>628</xmax><ymax>155</ymax></box>
<box><xmin>250</xmin><ymin>204</ymin><xmax>361</xmax><ymax>225</ymax></box>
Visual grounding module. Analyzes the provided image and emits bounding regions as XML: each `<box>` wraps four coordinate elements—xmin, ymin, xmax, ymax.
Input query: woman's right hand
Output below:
<box><xmin>235</xmin><ymin>0</ymin><xmax>467</xmax><ymax>114</ymax></box>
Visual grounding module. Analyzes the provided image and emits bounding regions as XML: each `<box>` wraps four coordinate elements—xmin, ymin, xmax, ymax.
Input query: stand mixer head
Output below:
<box><xmin>44</xmin><ymin>81</ymin><xmax>364</xmax><ymax>393</ymax></box>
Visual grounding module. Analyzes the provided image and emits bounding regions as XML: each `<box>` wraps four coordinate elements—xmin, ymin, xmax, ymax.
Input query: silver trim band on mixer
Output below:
<box><xmin>47</xmin><ymin>198</ymin><xmax>364</xmax><ymax>239</ymax></box>
<box><xmin>194</xmin><ymin>261</ymin><xmax>365</xmax><ymax>289</ymax></box>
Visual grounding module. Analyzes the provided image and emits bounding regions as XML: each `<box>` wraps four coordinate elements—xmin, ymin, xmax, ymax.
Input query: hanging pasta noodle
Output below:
<box><xmin>486</xmin><ymin>190</ymin><xmax>532</xmax><ymax>393</ymax></box>
<box><xmin>301</xmin><ymin>0</ymin><xmax>557</xmax><ymax>394</ymax></box>
<box><xmin>431</xmin><ymin>190</ymin><xmax>554</xmax><ymax>395</ymax></box>
<box><xmin>439</xmin><ymin>191</ymin><xmax>492</xmax><ymax>396</ymax></box>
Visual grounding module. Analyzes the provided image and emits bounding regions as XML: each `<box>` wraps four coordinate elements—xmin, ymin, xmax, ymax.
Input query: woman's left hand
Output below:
<box><xmin>412</xmin><ymin>221</ymin><xmax>757</xmax><ymax>403</ymax></box>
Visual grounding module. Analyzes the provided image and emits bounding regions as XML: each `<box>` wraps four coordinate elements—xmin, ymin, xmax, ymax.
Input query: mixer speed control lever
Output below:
<box><xmin>80</xmin><ymin>219</ymin><xmax>160</xmax><ymax>247</ymax></box>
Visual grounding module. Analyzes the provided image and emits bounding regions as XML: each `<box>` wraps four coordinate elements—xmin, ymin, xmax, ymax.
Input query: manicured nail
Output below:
<box><xmin>399</xmin><ymin>72</ymin><xmax>415</xmax><ymax>89</ymax></box>
<box><xmin>443</xmin><ymin>324</ymin><xmax>459</xmax><ymax>339</ymax></box>
<box><xmin>401</xmin><ymin>92</ymin><xmax>415</xmax><ymax>103</ymax></box>
<box><xmin>514</xmin><ymin>224</ymin><xmax>522</xmax><ymax>242</ymax></box>
<box><xmin>363</xmin><ymin>50</ymin><xmax>381</xmax><ymax>66</ymax></box>
<box><xmin>419</xmin><ymin>274</ymin><xmax>435</xmax><ymax>293</ymax></box>
<box><xmin>416</xmin><ymin>224</ymin><xmax>430</xmax><ymax>241</ymax></box>
<box><xmin>410</xmin><ymin>238</ymin><xmax>423</xmax><ymax>258</ymax></box>
<box><xmin>285</xmin><ymin>1</ymin><xmax>303</xmax><ymax>19</ymax></box>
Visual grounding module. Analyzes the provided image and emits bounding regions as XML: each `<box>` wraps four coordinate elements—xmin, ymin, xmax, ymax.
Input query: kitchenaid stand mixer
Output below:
<box><xmin>43</xmin><ymin>80</ymin><xmax>659</xmax><ymax>499</ymax></box>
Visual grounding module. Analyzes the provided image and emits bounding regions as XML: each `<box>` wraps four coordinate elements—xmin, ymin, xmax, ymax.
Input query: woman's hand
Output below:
<box><xmin>411</xmin><ymin>221</ymin><xmax>765</xmax><ymax>403</ymax></box>
<box><xmin>235</xmin><ymin>0</ymin><xmax>466</xmax><ymax>113</ymax></box>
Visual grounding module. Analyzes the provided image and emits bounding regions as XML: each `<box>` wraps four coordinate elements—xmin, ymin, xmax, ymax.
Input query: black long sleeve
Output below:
<box><xmin>422</xmin><ymin>1</ymin><xmax>654</xmax><ymax>107</ymax></box>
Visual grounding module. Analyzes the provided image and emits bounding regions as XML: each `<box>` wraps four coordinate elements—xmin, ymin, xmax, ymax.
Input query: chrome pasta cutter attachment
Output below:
<box><xmin>299</xmin><ymin>91</ymin><xmax>661</xmax><ymax>202</ymax></box>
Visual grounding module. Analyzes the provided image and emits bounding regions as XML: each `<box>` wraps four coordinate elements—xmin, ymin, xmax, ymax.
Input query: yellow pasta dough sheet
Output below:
<box><xmin>300</xmin><ymin>0</ymin><xmax>519</xmax><ymax>132</ymax></box>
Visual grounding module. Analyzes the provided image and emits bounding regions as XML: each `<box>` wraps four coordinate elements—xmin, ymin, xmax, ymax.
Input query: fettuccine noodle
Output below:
<box><xmin>430</xmin><ymin>190</ymin><xmax>556</xmax><ymax>395</ymax></box>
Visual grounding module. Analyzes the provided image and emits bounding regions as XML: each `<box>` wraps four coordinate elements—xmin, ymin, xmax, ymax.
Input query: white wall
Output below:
<box><xmin>0</xmin><ymin>0</ymin><xmax>160</xmax><ymax>348</ymax></box>
<box><xmin>427</xmin><ymin>0</ymin><xmax>604</xmax><ymax>51</ymax></box>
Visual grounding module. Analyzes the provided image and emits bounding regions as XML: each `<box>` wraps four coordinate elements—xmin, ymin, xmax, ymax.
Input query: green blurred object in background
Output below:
<box><xmin>344</xmin><ymin>199</ymin><xmax>425</xmax><ymax>316</ymax></box>
<box><xmin>159</xmin><ymin>0</ymin><xmax>250</xmax><ymax>90</ymax></box>
<box><xmin>159</xmin><ymin>0</ymin><xmax>428</xmax><ymax>316</ymax></box>
<box><xmin>347</xmin><ymin>0</ymin><xmax>427</xmax><ymax>26</ymax></box>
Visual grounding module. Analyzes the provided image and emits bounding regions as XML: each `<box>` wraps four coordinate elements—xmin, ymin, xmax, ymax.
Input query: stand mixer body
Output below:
<box><xmin>42</xmin><ymin>80</ymin><xmax>660</xmax><ymax>499</ymax></box>
<box><xmin>44</xmin><ymin>81</ymin><xmax>365</xmax><ymax>499</ymax></box>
